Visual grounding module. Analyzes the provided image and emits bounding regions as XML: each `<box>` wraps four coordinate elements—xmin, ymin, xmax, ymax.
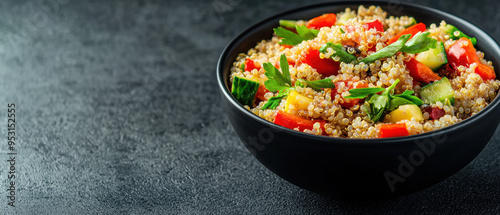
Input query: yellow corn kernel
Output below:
<box><xmin>388</xmin><ymin>104</ymin><xmax>424</xmax><ymax>123</ymax></box>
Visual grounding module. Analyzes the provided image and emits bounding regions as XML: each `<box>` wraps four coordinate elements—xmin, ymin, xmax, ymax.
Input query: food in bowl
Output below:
<box><xmin>229</xmin><ymin>5</ymin><xmax>500</xmax><ymax>138</ymax></box>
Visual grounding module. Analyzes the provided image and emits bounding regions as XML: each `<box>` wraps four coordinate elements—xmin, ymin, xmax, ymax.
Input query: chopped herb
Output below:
<box><xmin>262</xmin><ymin>54</ymin><xmax>335</xmax><ymax>109</ymax></box>
<box><xmin>296</xmin><ymin>78</ymin><xmax>336</xmax><ymax>92</ymax></box>
<box><xmin>319</xmin><ymin>42</ymin><xmax>357</xmax><ymax>63</ymax></box>
<box><xmin>274</xmin><ymin>26</ymin><xmax>319</xmax><ymax>46</ymax></box>
<box><xmin>345</xmin><ymin>79</ymin><xmax>423</xmax><ymax>122</ymax></box>
<box><xmin>360</xmin><ymin>32</ymin><xmax>437</xmax><ymax>63</ymax></box>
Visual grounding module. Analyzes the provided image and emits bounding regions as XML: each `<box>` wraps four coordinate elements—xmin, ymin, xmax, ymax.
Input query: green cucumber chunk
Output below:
<box><xmin>337</xmin><ymin>12</ymin><xmax>356</xmax><ymax>25</ymax></box>
<box><xmin>404</xmin><ymin>17</ymin><xmax>417</xmax><ymax>28</ymax></box>
<box><xmin>443</xmin><ymin>24</ymin><xmax>477</xmax><ymax>45</ymax></box>
<box><xmin>415</xmin><ymin>41</ymin><xmax>448</xmax><ymax>71</ymax></box>
<box><xmin>419</xmin><ymin>77</ymin><xmax>455</xmax><ymax>105</ymax></box>
<box><xmin>279</xmin><ymin>20</ymin><xmax>298</xmax><ymax>29</ymax></box>
<box><xmin>231</xmin><ymin>76</ymin><xmax>260</xmax><ymax>106</ymax></box>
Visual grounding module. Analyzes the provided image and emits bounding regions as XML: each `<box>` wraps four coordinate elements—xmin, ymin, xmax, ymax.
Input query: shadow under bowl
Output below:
<box><xmin>217</xmin><ymin>1</ymin><xmax>500</xmax><ymax>198</ymax></box>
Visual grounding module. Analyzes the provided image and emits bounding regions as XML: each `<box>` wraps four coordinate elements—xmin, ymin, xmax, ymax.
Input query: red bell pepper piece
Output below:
<box><xmin>300</xmin><ymin>47</ymin><xmax>340</xmax><ymax>76</ymax></box>
<box><xmin>255</xmin><ymin>84</ymin><xmax>269</xmax><ymax>102</ymax></box>
<box><xmin>387</xmin><ymin>22</ymin><xmax>426</xmax><ymax>44</ymax></box>
<box><xmin>447</xmin><ymin>38</ymin><xmax>496</xmax><ymax>80</ymax></box>
<box><xmin>244</xmin><ymin>58</ymin><xmax>261</xmax><ymax>72</ymax></box>
<box><xmin>424</xmin><ymin>107</ymin><xmax>445</xmax><ymax>120</ymax></box>
<box><xmin>363</xmin><ymin>20</ymin><xmax>384</xmax><ymax>32</ymax></box>
<box><xmin>404</xmin><ymin>57</ymin><xmax>441</xmax><ymax>83</ymax></box>
<box><xmin>306</xmin><ymin>13</ymin><xmax>337</xmax><ymax>30</ymax></box>
<box><xmin>274</xmin><ymin>110</ymin><xmax>326</xmax><ymax>134</ymax></box>
<box><xmin>379</xmin><ymin>123</ymin><xmax>409</xmax><ymax>138</ymax></box>
<box><xmin>331</xmin><ymin>81</ymin><xmax>369</xmax><ymax>108</ymax></box>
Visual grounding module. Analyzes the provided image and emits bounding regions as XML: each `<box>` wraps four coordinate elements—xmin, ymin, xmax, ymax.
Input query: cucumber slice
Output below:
<box><xmin>404</xmin><ymin>17</ymin><xmax>417</xmax><ymax>28</ymax></box>
<box><xmin>279</xmin><ymin>20</ymin><xmax>298</xmax><ymax>29</ymax></box>
<box><xmin>419</xmin><ymin>77</ymin><xmax>455</xmax><ymax>105</ymax></box>
<box><xmin>231</xmin><ymin>76</ymin><xmax>260</xmax><ymax>106</ymax></box>
<box><xmin>337</xmin><ymin>12</ymin><xmax>356</xmax><ymax>25</ymax></box>
<box><xmin>415</xmin><ymin>41</ymin><xmax>448</xmax><ymax>71</ymax></box>
<box><xmin>443</xmin><ymin>24</ymin><xmax>477</xmax><ymax>45</ymax></box>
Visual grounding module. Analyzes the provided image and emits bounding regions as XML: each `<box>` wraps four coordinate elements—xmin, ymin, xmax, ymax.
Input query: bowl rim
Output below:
<box><xmin>216</xmin><ymin>0</ymin><xmax>500</xmax><ymax>145</ymax></box>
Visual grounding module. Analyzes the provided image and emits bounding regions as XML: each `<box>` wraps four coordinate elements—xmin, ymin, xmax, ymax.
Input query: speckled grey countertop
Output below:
<box><xmin>0</xmin><ymin>0</ymin><xmax>499</xmax><ymax>214</ymax></box>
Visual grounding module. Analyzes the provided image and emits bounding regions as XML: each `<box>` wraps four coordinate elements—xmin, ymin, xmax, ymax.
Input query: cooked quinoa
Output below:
<box><xmin>229</xmin><ymin>5</ymin><xmax>500</xmax><ymax>138</ymax></box>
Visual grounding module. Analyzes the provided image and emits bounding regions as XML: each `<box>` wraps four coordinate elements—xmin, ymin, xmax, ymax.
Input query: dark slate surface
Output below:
<box><xmin>0</xmin><ymin>0</ymin><xmax>499</xmax><ymax>214</ymax></box>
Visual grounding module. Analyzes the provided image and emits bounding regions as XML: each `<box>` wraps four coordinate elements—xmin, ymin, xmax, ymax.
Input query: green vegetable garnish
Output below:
<box><xmin>296</xmin><ymin>78</ymin><xmax>336</xmax><ymax>92</ymax></box>
<box><xmin>345</xmin><ymin>79</ymin><xmax>423</xmax><ymax>122</ymax></box>
<box><xmin>261</xmin><ymin>54</ymin><xmax>335</xmax><ymax>109</ymax></box>
<box><xmin>279</xmin><ymin>20</ymin><xmax>298</xmax><ymax>29</ymax></box>
<box><xmin>443</xmin><ymin>24</ymin><xmax>477</xmax><ymax>46</ymax></box>
<box><xmin>274</xmin><ymin>26</ymin><xmax>319</xmax><ymax>46</ymax></box>
<box><xmin>360</xmin><ymin>32</ymin><xmax>437</xmax><ymax>63</ymax></box>
<box><xmin>319</xmin><ymin>42</ymin><xmax>357</xmax><ymax>63</ymax></box>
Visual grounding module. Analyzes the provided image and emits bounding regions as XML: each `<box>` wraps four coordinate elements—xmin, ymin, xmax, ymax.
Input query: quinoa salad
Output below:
<box><xmin>229</xmin><ymin>5</ymin><xmax>500</xmax><ymax>138</ymax></box>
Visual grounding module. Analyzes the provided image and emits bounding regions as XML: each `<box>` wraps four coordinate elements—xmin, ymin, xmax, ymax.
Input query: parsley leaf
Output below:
<box><xmin>399</xmin><ymin>32</ymin><xmax>437</xmax><ymax>54</ymax></box>
<box><xmin>296</xmin><ymin>78</ymin><xmax>336</xmax><ymax>92</ymax></box>
<box><xmin>360</xmin><ymin>34</ymin><xmax>411</xmax><ymax>63</ymax></box>
<box><xmin>360</xmin><ymin>32</ymin><xmax>437</xmax><ymax>63</ymax></box>
<box><xmin>319</xmin><ymin>42</ymin><xmax>357</xmax><ymax>63</ymax></box>
<box><xmin>274</xmin><ymin>26</ymin><xmax>319</xmax><ymax>46</ymax></box>
<box><xmin>347</xmin><ymin>79</ymin><xmax>423</xmax><ymax>122</ymax></box>
<box><xmin>262</xmin><ymin>54</ymin><xmax>335</xmax><ymax>109</ymax></box>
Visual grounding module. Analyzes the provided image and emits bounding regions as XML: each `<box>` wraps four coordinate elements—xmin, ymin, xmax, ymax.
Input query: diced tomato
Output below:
<box><xmin>404</xmin><ymin>57</ymin><xmax>441</xmax><ymax>83</ymax></box>
<box><xmin>306</xmin><ymin>13</ymin><xmax>337</xmax><ymax>30</ymax></box>
<box><xmin>244</xmin><ymin>58</ymin><xmax>261</xmax><ymax>72</ymax></box>
<box><xmin>387</xmin><ymin>22</ymin><xmax>426</xmax><ymax>44</ymax></box>
<box><xmin>424</xmin><ymin>107</ymin><xmax>446</xmax><ymax>120</ymax></box>
<box><xmin>255</xmin><ymin>84</ymin><xmax>269</xmax><ymax>102</ymax></box>
<box><xmin>281</xmin><ymin>44</ymin><xmax>294</xmax><ymax>49</ymax></box>
<box><xmin>363</xmin><ymin>20</ymin><xmax>384</xmax><ymax>32</ymax></box>
<box><xmin>447</xmin><ymin>38</ymin><xmax>496</xmax><ymax>80</ymax></box>
<box><xmin>379</xmin><ymin>123</ymin><xmax>409</xmax><ymax>138</ymax></box>
<box><xmin>300</xmin><ymin>47</ymin><xmax>340</xmax><ymax>76</ymax></box>
<box><xmin>331</xmin><ymin>80</ymin><xmax>369</xmax><ymax>108</ymax></box>
<box><xmin>274</xmin><ymin>110</ymin><xmax>327</xmax><ymax>134</ymax></box>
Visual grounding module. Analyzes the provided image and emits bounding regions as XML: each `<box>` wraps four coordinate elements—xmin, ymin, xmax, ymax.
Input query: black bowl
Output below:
<box><xmin>216</xmin><ymin>1</ymin><xmax>500</xmax><ymax>198</ymax></box>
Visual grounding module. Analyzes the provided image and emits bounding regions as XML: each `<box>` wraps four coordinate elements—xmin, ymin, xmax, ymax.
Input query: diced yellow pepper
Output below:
<box><xmin>285</xmin><ymin>90</ymin><xmax>312</xmax><ymax>112</ymax></box>
<box><xmin>388</xmin><ymin>104</ymin><xmax>424</xmax><ymax>123</ymax></box>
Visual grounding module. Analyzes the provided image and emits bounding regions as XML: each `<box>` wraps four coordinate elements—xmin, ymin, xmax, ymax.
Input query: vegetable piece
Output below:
<box><xmin>337</xmin><ymin>12</ymin><xmax>356</xmax><ymax>25</ymax></box>
<box><xmin>415</xmin><ymin>41</ymin><xmax>448</xmax><ymax>71</ymax></box>
<box><xmin>331</xmin><ymin>81</ymin><xmax>369</xmax><ymax>108</ymax></box>
<box><xmin>319</xmin><ymin>42</ymin><xmax>357</xmax><ymax>63</ymax></box>
<box><xmin>262</xmin><ymin>89</ymin><xmax>288</xmax><ymax>110</ymax></box>
<box><xmin>361</xmin><ymin>31</ymin><xmax>437</xmax><ymax>63</ymax></box>
<box><xmin>447</xmin><ymin>38</ymin><xmax>496</xmax><ymax>80</ymax></box>
<box><xmin>301</xmin><ymin>47</ymin><xmax>340</xmax><ymax>76</ymax></box>
<box><xmin>346</xmin><ymin>79</ymin><xmax>423</xmax><ymax>122</ymax></box>
<box><xmin>296</xmin><ymin>78</ymin><xmax>336</xmax><ymax>92</ymax></box>
<box><xmin>388</xmin><ymin>104</ymin><xmax>424</xmax><ymax>123</ymax></box>
<box><xmin>404</xmin><ymin>57</ymin><xmax>441</xmax><ymax>83</ymax></box>
<box><xmin>274</xmin><ymin>26</ymin><xmax>319</xmax><ymax>46</ymax></box>
<box><xmin>443</xmin><ymin>24</ymin><xmax>477</xmax><ymax>46</ymax></box>
<box><xmin>424</xmin><ymin>106</ymin><xmax>446</xmax><ymax>120</ymax></box>
<box><xmin>387</xmin><ymin>22</ymin><xmax>426</xmax><ymax>44</ymax></box>
<box><xmin>306</xmin><ymin>13</ymin><xmax>337</xmax><ymax>30</ymax></box>
<box><xmin>244</xmin><ymin>58</ymin><xmax>261</xmax><ymax>72</ymax></box>
<box><xmin>231</xmin><ymin>76</ymin><xmax>260</xmax><ymax>106</ymax></box>
<box><xmin>279</xmin><ymin>19</ymin><xmax>298</xmax><ymax>29</ymax></box>
<box><xmin>404</xmin><ymin>17</ymin><xmax>417</xmax><ymax>28</ymax></box>
<box><xmin>285</xmin><ymin>90</ymin><xmax>313</xmax><ymax>112</ymax></box>
<box><xmin>379</xmin><ymin>123</ymin><xmax>409</xmax><ymax>138</ymax></box>
<box><xmin>363</xmin><ymin>20</ymin><xmax>384</xmax><ymax>32</ymax></box>
<box><xmin>361</xmin><ymin>34</ymin><xmax>410</xmax><ymax>63</ymax></box>
<box><xmin>274</xmin><ymin>110</ymin><xmax>326</xmax><ymax>133</ymax></box>
<box><xmin>419</xmin><ymin>77</ymin><xmax>455</xmax><ymax>105</ymax></box>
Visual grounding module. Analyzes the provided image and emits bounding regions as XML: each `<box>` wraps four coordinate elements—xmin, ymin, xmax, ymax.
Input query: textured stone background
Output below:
<box><xmin>0</xmin><ymin>0</ymin><xmax>499</xmax><ymax>214</ymax></box>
